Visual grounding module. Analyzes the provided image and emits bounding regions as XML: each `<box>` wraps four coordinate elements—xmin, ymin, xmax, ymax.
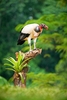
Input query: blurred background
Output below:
<box><xmin>0</xmin><ymin>0</ymin><xmax>67</xmax><ymax>87</ymax></box>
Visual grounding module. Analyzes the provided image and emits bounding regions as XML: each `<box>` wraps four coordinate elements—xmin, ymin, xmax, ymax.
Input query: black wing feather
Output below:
<box><xmin>17</xmin><ymin>33</ymin><xmax>30</xmax><ymax>45</ymax></box>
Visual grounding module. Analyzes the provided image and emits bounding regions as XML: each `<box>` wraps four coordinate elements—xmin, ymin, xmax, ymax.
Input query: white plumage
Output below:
<box><xmin>21</xmin><ymin>23</ymin><xmax>39</xmax><ymax>33</ymax></box>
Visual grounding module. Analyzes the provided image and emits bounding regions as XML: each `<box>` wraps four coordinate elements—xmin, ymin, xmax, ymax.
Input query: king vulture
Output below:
<box><xmin>17</xmin><ymin>23</ymin><xmax>48</xmax><ymax>51</ymax></box>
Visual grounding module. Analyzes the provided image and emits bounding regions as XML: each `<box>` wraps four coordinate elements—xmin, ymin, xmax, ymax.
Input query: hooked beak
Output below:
<box><xmin>44</xmin><ymin>25</ymin><xmax>48</xmax><ymax>30</ymax></box>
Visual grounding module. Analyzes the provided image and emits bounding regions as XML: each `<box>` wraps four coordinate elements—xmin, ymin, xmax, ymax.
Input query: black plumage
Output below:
<box><xmin>17</xmin><ymin>33</ymin><xmax>30</xmax><ymax>45</ymax></box>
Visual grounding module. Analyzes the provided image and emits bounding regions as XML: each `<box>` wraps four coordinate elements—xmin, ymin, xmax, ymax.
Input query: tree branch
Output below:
<box><xmin>15</xmin><ymin>49</ymin><xmax>42</xmax><ymax>61</ymax></box>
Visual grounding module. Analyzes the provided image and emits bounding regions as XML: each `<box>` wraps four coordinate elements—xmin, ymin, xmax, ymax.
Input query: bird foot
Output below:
<box><xmin>28</xmin><ymin>50</ymin><xmax>33</xmax><ymax>54</ymax></box>
<box><xmin>28</xmin><ymin>49</ymin><xmax>33</xmax><ymax>53</ymax></box>
<box><xmin>34</xmin><ymin>48</ymin><xmax>37</xmax><ymax>50</ymax></box>
<box><xmin>29</xmin><ymin>49</ymin><xmax>32</xmax><ymax>52</ymax></box>
<box><xmin>28</xmin><ymin>48</ymin><xmax>38</xmax><ymax>53</ymax></box>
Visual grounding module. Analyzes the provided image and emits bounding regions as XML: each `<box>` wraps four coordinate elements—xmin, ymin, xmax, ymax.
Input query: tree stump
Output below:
<box><xmin>13</xmin><ymin>49</ymin><xmax>42</xmax><ymax>88</ymax></box>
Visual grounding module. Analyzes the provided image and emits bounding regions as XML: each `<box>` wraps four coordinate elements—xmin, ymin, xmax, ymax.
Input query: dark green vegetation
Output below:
<box><xmin>0</xmin><ymin>0</ymin><xmax>67</xmax><ymax>100</ymax></box>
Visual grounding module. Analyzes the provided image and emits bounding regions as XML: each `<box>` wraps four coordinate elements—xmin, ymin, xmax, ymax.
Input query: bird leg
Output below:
<box><xmin>33</xmin><ymin>38</ymin><xmax>37</xmax><ymax>50</ymax></box>
<box><xmin>28</xmin><ymin>37</ymin><xmax>32</xmax><ymax>51</ymax></box>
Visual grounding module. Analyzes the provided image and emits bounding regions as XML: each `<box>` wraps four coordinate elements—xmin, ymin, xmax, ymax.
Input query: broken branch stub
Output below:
<box><xmin>14</xmin><ymin>49</ymin><xmax>42</xmax><ymax>87</ymax></box>
<box><xmin>15</xmin><ymin>49</ymin><xmax>42</xmax><ymax>61</ymax></box>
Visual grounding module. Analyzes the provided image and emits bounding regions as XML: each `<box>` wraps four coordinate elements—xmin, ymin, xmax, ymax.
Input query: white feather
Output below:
<box><xmin>21</xmin><ymin>23</ymin><xmax>39</xmax><ymax>33</ymax></box>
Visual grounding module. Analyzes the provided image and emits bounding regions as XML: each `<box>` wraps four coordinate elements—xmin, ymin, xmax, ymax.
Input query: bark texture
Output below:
<box><xmin>13</xmin><ymin>49</ymin><xmax>42</xmax><ymax>88</ymax></box>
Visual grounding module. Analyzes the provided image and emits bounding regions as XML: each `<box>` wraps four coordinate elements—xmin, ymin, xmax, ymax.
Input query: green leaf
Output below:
<box><xmin>22</xmin><ymin>57</ymin><xmax>31</xmax><ymax>66</ymax></box>
<box><xmin>18</xmin><ymin>72</ymin><xmax>24</xmax><ymax>83</ymax></box>
<box><xmin>6</xmin><ymin>68</ymin><xmax>15</xmax><ymax>72</ymax></box>
<box><xmin>4</xmin><ymin>63</ymin><xmax>13</xmax><ymax>67</ymax></box>
<box><xmin>5</xmin><ymin>57</ymin><xmax>16</xmax><ymax>65</ymax></box>
<box><xmin>9</xmin><ymin>57</ymin><xmax>16</xmax><ymax>65</ymax></box>
<box><xmin>17</xmin><ymin>52</ymin><xmax>24</xmax><ymax>65</ymax></box>
<box><xmin>19</xmin><ymin>63</ymin><xmax>27</xmax><ymax>71</ymax></box>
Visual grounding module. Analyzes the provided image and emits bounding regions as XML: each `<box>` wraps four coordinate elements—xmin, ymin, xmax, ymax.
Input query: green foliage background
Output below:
<box><xmin>0</xmin><ymin>0</ymin><xmax>67</xmax><ymax>99</ymax></box>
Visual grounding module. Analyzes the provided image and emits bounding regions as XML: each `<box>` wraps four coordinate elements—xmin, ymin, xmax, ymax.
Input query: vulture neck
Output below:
<box><xmin>39</xmin><ymin>26</ymin><xmax>43</xmax><ymax>32</ymax></box>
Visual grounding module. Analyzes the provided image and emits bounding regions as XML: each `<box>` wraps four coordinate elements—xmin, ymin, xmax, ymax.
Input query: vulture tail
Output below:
<box><xmin>17</xmin><ymin>33</ymin><xmax>30</xmax><ymax>45</ymax></box>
